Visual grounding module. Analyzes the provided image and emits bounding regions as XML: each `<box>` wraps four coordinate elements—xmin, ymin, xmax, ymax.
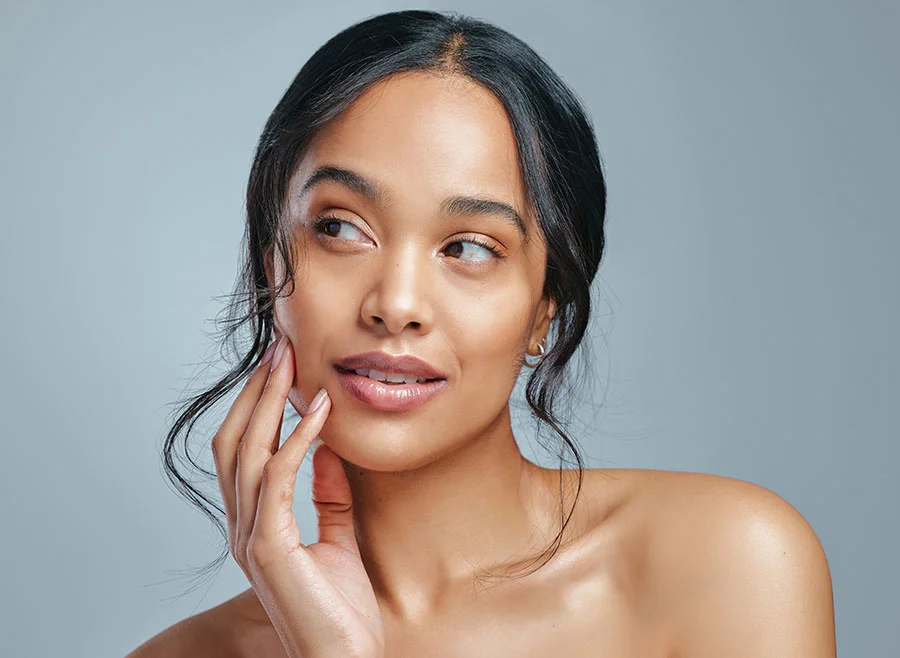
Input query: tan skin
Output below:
<box><xmin>128</xmin><ymin>71</ymin><xmax>836</xmax><ymax>657</ymax></box>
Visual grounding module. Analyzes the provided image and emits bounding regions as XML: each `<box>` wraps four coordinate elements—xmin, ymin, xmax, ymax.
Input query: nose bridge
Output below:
<box><xmin>362</xmin><ymin>240</ymin><xmax>432</xmax><ymax>334</ymax></box>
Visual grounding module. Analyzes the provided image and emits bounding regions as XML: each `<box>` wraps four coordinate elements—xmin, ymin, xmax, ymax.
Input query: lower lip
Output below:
<box><xmin>334</xmin><ymin>367</ymin><xmax>449</xmax><ymax>412</ymax></box>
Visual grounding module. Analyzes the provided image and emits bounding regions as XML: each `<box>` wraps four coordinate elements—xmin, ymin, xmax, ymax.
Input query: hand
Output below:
<box><xmin>211</xmin><ymin>336</ymin><xmax>385</xmax><ymax>658</ymax></box>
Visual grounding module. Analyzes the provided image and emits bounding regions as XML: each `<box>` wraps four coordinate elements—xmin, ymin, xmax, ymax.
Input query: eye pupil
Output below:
<box><xmin>445</xmin><ymin>242</ymin><xmax>462</xmax><ymax>258</ymax></box>
<box><xmin>324</xmin><ymin>220</ymin><xmax>341</xmax><ymax>236</ymax></box>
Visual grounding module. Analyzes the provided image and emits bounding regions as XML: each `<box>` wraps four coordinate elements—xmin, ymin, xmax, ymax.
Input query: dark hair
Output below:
<box><xmin>160</xmin><ymin>9</ymin><xmax>606</xmax><ymax>602</ymax></box>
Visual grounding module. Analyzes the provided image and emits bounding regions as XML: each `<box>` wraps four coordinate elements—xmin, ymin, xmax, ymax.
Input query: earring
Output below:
<box><xmin>524</xmin><ymin>340</ymin><xmax>546</xmax><ymax>368</ymax></box>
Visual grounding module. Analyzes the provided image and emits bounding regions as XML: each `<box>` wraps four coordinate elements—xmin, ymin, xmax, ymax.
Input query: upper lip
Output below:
<box><xmin>334</xmin><ymin>351</ymin><xmax>447</xmax><ymax>380</ymax></box>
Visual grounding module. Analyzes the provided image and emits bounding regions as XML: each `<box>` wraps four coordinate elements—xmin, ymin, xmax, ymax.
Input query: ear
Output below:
<box><xmin>529</xmin><ymin>294</ymin><xmax>557</xmax><ymax>352</ymax></box>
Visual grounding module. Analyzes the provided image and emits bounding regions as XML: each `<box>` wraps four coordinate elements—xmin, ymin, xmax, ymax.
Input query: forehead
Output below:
<box><xmin>293</xmin><ymin>71</ymin><xmax>532</xmax><ymax>226</ymax></box>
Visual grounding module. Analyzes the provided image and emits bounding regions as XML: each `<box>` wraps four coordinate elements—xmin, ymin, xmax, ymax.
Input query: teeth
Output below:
<box><xmin>352</xmin><ymin>367</ymin><xmax>426</xmax><ymax>384</ymax></box>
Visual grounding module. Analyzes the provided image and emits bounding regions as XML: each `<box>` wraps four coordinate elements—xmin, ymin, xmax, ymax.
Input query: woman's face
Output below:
<box><xmin>267</xmin><ymin>71</ymin><xmax>556</xmax><ymax>472</ymax></box>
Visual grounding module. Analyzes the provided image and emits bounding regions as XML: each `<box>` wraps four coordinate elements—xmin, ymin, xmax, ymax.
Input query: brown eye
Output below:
<box><xmin>443</xmin><ymin>238</ymin><xmax>502</xmax><ymax>262</ymax></box>
<box><xmin>313</xmin><ymin>216</ymin><xmax>368</xmax><ymax>242</ymax></box>
<box><xmin>322</xmin><ymin>219</ymin><xmax>342</xmax><ymax>237</ymax></box>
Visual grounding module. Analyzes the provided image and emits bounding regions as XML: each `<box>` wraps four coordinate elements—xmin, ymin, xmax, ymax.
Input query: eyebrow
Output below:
<box><xmin>298</xmin><ymin>164</ymin><xmax>529</xmax><ymax>240</ymax></box>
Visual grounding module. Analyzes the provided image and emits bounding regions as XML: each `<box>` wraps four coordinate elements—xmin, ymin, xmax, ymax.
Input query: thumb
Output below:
<box><xmin>311</xmin><ymin>442</ymin><xmax>359</xmax><ymax>555</ymax></box>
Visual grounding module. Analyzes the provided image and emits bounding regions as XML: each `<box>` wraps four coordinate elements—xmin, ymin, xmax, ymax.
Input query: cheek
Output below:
<box><xmin>450</xmin><ymin>283</ymin><xmax>533</xmax><ymax>388</ymax></box>
<box><xmin>277</xmin><ymin>251</ymin><xmax>359</xmax><ymax>339</ymax></box>
<box><xmin>275</xmin><ymin>267</ymin><xmax>358</xmax><ymax>401</ymax></box>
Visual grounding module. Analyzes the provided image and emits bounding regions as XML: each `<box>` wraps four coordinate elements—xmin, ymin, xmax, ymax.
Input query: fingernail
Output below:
<box><xmin>271</xmin><ymin>336</ymin><xmax>288</xmax><ymax>370</ymax></box>
<box><xmin>260</xmin><ymin>340</ymin><xmax>278</xmax><ymax>366</ymax></box>
<box><xmin>308</xmin><ymin>388</ymin><xmax>329</xmax><ymax>413</ymax></box>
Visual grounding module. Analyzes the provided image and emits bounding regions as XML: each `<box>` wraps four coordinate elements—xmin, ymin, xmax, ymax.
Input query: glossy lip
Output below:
<box><xmin>334</xmin><ymin>367</ymin><xmax>449</xmax><ymax>412</ymax></box>
<box><xmin>333</xmin><ymin>351</ymin><xmax>448</xmax><ymax>381</ymax></box>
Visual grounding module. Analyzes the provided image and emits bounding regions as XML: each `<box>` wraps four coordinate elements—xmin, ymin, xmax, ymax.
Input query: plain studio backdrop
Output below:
<box><xmin>1</xmin><ymin>1</ymin><xmax>896</xmax><ymax>656</ymax></box>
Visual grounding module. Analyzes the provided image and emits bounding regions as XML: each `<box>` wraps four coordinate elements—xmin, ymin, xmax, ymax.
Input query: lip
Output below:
<box><xmin>334</xmin><ymin>367</ymin><xmax>449</xmax><ymax>412</ymax></box>
<box><xmin>333</xmin><ymin>351</ymin><xmax>448</xmax><ymax>380</ymax></box>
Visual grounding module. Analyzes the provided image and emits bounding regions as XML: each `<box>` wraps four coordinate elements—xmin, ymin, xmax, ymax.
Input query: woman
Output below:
<box><xmin>129</xmin><ymin>9</ymin><xmax>836</xmax><ymax>658</ymax></box>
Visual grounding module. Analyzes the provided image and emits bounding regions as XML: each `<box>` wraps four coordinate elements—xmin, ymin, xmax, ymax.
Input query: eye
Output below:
<box><xmin>443</xmin><ymin>237</ymin><xmax>503</xmax><ymax>262</ymax></box>
<box><xmin>312</xmin><ymin>215</ymin><xmax>369</xmax><ymax>243</ymax></box>
<box><xmin>312</xmin><ymin>215</ymin><xmax>503</xmax><ymax>263</ymax></box>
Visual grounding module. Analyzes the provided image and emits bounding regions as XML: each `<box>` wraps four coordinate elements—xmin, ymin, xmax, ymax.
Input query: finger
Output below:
<box><xmin>212</xmin><ymin>339</ymin><xmax>279</xmax><ymax>543</ymax></box>
<box><xmin>235</xmin><ymin>337</ymin><xmax>295</xmax><ymax>553</ymax></box>
<box><xmin>310</xmin><ymin>441</ymin><xmax>359</xmax><ymax>555</ymax></box>
<box><xmin>253</xmin><ymin>389</ymin><xmax>331</xmax><ymax>548</ymax></box>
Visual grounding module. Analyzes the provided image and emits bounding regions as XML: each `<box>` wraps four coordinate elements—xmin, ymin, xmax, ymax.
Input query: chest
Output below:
<box><xmin>380</xmin><ymin>578</ymin><xmax>674</xmax><ymax>658</ymax></box>
<box><xmin>231</xmin><ymin>599</ymin><xmax>674</xmax><ymax>658</ymax></box>
<box><xmin>382</xmin><ymin>613</ymin><xmax>671</xmax><ymax>657</ymax></box>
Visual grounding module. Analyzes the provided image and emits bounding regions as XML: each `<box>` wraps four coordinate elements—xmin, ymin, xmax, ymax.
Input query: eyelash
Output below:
<box><xmin>311</xmin><ymin>215</ymin><xmax>505</xmax><ymax>260</ymax></box>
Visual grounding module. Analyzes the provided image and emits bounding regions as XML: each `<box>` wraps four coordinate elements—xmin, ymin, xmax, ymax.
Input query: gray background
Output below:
<box><xmin>1</xmin><ymin>1</ymin><xmax>896</xmax><ymax>656</ymax></box>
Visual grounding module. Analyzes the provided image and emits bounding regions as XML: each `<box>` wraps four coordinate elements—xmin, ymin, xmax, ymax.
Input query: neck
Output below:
<box><xmin>343</xmin><ymin>405</ymin><xmax>563</xmax><ymax>622</ymax></box>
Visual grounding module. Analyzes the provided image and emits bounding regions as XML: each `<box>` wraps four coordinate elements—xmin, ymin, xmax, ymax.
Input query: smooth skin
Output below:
<box><xmin>127</xmin><ymin>71</ymin><xmax>836</xmax><ymax>657</ymax></box>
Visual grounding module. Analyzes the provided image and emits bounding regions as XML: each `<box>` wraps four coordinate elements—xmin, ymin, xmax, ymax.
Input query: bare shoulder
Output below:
<box><xmin>620</xmin><ymin>469</ymin><xmax>830</xmax><ymax>585</ymax></box>
<box><xmin>124</xmin><ymin>595</ymin><xmax>251</xmax><ymax>658</ymax></box>
<box><xmin>600</xmin><ymin>468</ymin><xmax>836</xmax><ymax>655</ymax></box>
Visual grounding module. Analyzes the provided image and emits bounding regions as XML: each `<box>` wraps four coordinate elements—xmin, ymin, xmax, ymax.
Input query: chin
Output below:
<box><xmin>317</xmin><ymin>411</ymin><xmax>450</xmax><ymax>473</ymax></box>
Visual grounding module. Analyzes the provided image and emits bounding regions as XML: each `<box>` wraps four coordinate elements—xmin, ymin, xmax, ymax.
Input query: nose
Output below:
<box><xmin>360</xmin><ymin>243</ymin><xmax>434</xmax><ymax>335</ymax></box>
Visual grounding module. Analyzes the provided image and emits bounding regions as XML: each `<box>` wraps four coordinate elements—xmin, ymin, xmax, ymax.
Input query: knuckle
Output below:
<box><xmin>246</xmin><ymin>535</ymin><xmax>277</xmax><ymax>570</ymax></box>
<box><xmin>229</xmin><ymin>537</ymin><xmax>245</xmax><ymax>569</ymax></box>
<box><xmin>235</xmin><ymin>436</ymin><xmax>253</xmax><ymax>462</ymax></box>
<box><xmin>261</xmin><ymin>459</ymin><xmax>295</xmax><ymax>507</ymax></box>
<box><xmin>261</xmin><ymin>456</ymin><xmax>282</xmax><ymax>482</ymax></box>
<box><xmin>210</xmin><ymin>435</ymin><xmax>222</xmax><ymax>460</ymax></box>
